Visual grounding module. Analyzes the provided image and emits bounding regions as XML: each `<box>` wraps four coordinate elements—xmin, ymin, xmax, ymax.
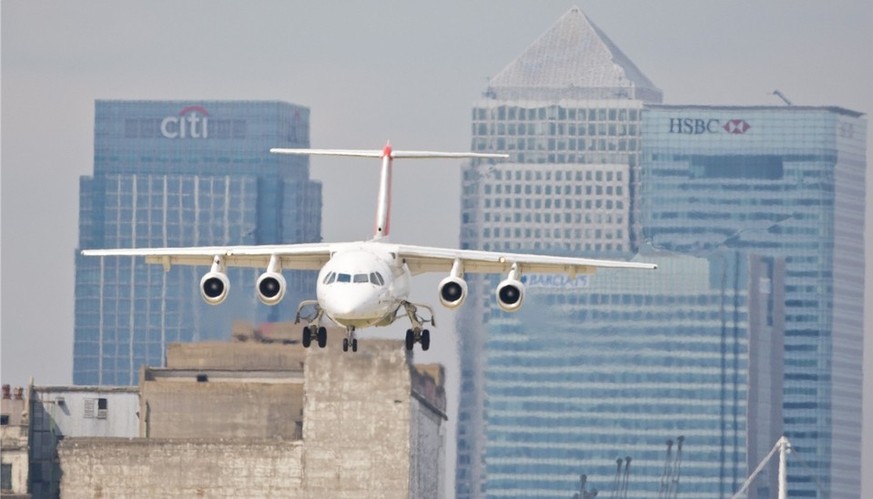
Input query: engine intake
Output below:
<box><xmin>200</xmin><ymin>271</ymin><xmax>229</xmax><ymax>305</ymax></box>
<box><xmin>495</xmin><ymin>278</ymin><xmax>525</xmax><ymax>312</ymax></box>
<box><xmin>438</xmin><ymin>276</ymin><xmax>467</xmax><ymax>309</ymax></box>
<box><xmin>256</xmin><ymin>271</ymin><xmax>286</xmax><ymax>306</ymax></box>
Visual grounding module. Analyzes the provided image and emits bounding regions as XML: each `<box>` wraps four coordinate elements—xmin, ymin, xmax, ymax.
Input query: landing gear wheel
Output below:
<box><xmin>342</xmin><ymin>338</ymin><xmax>349</xmax><ymax>352</ymax></box>
<box><xmin>352</xmin><ymin>339</ymin><xmax>358</xmax><ymax>352</ymax></box>
<box><xmin>316</xmin><ymin>327</ymin><xmax>327</xmax><ymax>348</ymax></box>
<box><xmin>421</xmin><ymin>329</ymin><xmax>431</xmax><ymax>351</ymax></box>
<box><xmin>405</xmin><ymin>329</ymin><xmax>415</xmax><ymax>351</ymax></box>
<box><xmin>302</xmin><ymin>326</ymin><xmax>312</xmax><ymax>348</ymax></box>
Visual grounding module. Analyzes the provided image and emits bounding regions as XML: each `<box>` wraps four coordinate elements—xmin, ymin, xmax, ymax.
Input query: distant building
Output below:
<box><xmin>74</xmin><ymin>100</ymin><xmax>322</xmax><ymax>386</ymax></box>
<box><xmin>57</xmin><ymin>335</ymin><xmax>448</xmax><ymax>498</ymax></box>
<box><xmin>641</xmin><ymin>105</ymin><xmax>867</xmax><ymax>498</ymax></box>
<box><xmin>457</xmin><ymin>7</ymin><xmax>661</xmax><ymax>498</ymax></box>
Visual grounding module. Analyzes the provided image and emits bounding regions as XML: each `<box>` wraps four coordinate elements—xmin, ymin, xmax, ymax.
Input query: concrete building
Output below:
<box><xmin>1</xmin><ymin>386</ymin><xmax>30</xmax><ymax>498</ymax></box>
<box><xmin>74</xmin><ymin>100</ymin><xmax>322</xmax><ymax>386</ymax></box>
<box><xmin>57</xmin><ymin>335</ymin><xmax>447</xmax><ymax>498</ymax></box>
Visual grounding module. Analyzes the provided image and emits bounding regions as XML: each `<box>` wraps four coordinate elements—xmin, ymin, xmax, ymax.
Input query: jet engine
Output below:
<box><xmin>256</xmin><ymin>271</ymin><xmax>286</xmax><ymax>306</ymax></box>
<box><xmin>438</xmin><ymin>275</ymin><xmax>468</xmax><ymax>309</ymax></box>
<box><xmin>496</xmin><ymin>263</ymin><xmax>525</xmax><ymax>312</ymax></box>
<box><xmin>200</xmin><ymin>271</ymin><xmax>230</xmax><ymax>305</ymax></box>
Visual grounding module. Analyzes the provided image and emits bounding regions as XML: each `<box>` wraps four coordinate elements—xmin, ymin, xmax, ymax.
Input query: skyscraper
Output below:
<box><xmin>457</xmin><ymin>7</ymin><xmax>662</xmax><ymax>498</ymax></box>
<box><xmin>74</xmin><ymin>100</ymin><xmax>322</xmax><ymax>385</ymax></box>
<box><xmin>457</xmin><ymin>6</ymin><xmax>862</xmax><ymax>498</ymax></box>
<box><xmin>641</xmin><ymin>105</ymin><xmax>866</xmax><ymax>498</ymax></box>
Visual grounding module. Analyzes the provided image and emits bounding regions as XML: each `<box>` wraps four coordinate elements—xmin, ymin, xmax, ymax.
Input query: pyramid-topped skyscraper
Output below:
<box><xmin>456</xmin><ymin>7</ymin><xmax>664</xmax><ymax>498</ymax></box>
<box><xmin>486</xmin><ymin>7</ymin><xmax>662</xmax><ymax>102</ymax></box>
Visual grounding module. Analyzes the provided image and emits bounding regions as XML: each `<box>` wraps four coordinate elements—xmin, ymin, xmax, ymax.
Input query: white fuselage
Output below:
<box><xmin>315</xmin><ymin>243</ymin><xmax>411</xmax><ymax>329</ymax></box>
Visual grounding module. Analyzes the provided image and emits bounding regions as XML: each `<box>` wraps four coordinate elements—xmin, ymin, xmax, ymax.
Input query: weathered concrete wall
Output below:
<box><xmin>166</xmin><ymin>341</ymin><xmax>305</xmax><ymax>371</ymax></box>
<box><xmin>141</xmin><ymin>380</ymin><xmax>303</xmax><ymax>439</ymax></box>
<box><xmin>55</xmin><ymin>338</ymin><xmax>446</xmax><ymax>498</ymax></box>
<box><xmin>410</xmin><ymin>396</ymin><xmax>446</xmax><ymax>499</ymax></box>
<box><xmin>29</xmin><ymin>387</ymin><xmax>139</xmax><ymax>498</ymax></box>
<box><xmin>303</xmin><ymin>338</ymin><xmax>413</xmax><ymax>497</ymax></box>
<box><xmin>58</xmin><ymin>438</ymin><xmax>303</xmax><ymax>498</ymax></box>
<box><xmin>1</xmin><ymin>425</ymin><xmax>29</xmax><ymax>496</ymax></box>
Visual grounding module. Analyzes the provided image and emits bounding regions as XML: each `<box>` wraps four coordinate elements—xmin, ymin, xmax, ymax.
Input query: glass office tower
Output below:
<box><xmin>641</xmin><ymin>105</ymin><xmax>866</xmax><ymax>498</ymax></box>
<box><xmin>457</xmin><ymin>7</ymin><xmax>662</xmax><ymax>498</ymax></box>
<box><xmin>482</xmin><ymin>252</ymin><xmax>787</xmax><ymax>498</ymax></box>
<box><xmin>74</xmin><ymin>100</ymin><xmax>322</xmax><ymax>385</ymax></box>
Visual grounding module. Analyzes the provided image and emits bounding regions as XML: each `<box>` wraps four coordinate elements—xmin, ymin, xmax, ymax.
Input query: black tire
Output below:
<box><xmin>421</xmin><ymin>329</ymin><xmax>431</xmax><ymax>351</ymax></box>
<box><xmin>342</xmin><ymin>338</ymin><xmax>349</xmax><ymax>352</ymax></box>
<box><xmin>405</xmin><ymin>329</ymin><xmax>415</xmax><ymax>351</ymax></box>
<box><xmin>317</xmin><ymin>327</ymin><xmax>327</xmax><ymax>348</ymax></box>
<box><xmin>302</xmin><ymin>327</ymin><xmax>312</xmax><ymax>348</ymax></box>
<box><xmin>352</xmin><ymin>339</ymin><xmax>358</xmax><ymax>352</ymax></box>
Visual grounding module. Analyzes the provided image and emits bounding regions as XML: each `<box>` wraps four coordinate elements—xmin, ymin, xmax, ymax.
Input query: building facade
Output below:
<box><xmin>1</xmin><ymin>386</ymin><xmax>30</xmax><ymax>497</ymax></box>
<box><xmin>641</xmin><ymin>105</ymin><xmax>866</xmax><ymax>498</ymax></box>
<box><xmin>74</xmin><ymin>100</ymin><xmax>322</xmax><ymax>385</ymax></box>
<box><xmin>457</xmin><ymin>8</ymin><xmax>662</xmax><ymax>498</ymax></box>
<box><xmin>29</xmin><ymin>386</ymin><xmax>139</xmax><ymax>498</ymax></box>
<box><xmin>481</xmin><ymin>252</ymin><xmax>783</xmax><ymax>498</ymax></box>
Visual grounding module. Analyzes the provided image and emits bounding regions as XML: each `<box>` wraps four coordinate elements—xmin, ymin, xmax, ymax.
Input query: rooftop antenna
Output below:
<box><xmin>772</xmin><ymin>90</ymin><xmax>793</xmax><ymax>106</ymax></box>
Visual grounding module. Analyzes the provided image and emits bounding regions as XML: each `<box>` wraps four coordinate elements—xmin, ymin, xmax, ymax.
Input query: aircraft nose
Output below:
<box><xmin>329</xmin><ymin>289</ymin><xmax>378</xmax><ymax>318</ymax></box>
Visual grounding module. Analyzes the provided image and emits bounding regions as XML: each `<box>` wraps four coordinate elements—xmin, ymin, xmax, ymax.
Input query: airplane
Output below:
<box><xmin>82</xmin><ymin>143</ymin><xmax>657</xmax><ymax>353</ymax></box>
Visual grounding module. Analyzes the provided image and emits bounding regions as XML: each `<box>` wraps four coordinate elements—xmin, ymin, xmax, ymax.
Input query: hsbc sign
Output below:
<box><xmin>161</xmin><ymin>105</ymin><xmax>209</xmax><ymax>139</ymax></box>
<box><xmin>668</xmin><ymin>118</ymin><xmax>751</xmax><ymax>135</ymax></box>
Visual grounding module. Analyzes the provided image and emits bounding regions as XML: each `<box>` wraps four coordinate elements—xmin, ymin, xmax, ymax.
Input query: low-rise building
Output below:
<box><xmin>57</xmin><ymin>331</ymin><xmax>447</xmax><ymax>498</ymax></box>
<box><xmin>29</xmin><ymin>386</ymin><xmax>139</xmax><ymax>498</ymax></box>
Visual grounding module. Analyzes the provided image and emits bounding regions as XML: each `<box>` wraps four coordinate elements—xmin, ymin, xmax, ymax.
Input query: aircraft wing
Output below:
<box><xmin>393</xmin><ymin>243</ymin><xmax>657</xmax><ymax>276</ymax></box>
<box><xmin>81</xmin><ymin>243</ymin><xmax>333</xmax><ymax>271</ymax></box>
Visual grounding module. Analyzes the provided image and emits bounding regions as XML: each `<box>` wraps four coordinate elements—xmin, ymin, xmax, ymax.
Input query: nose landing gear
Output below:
<box><xmin>342</xmin><ymin>327</ymin><xmax>358</xmax><ymax>352</ymax></box>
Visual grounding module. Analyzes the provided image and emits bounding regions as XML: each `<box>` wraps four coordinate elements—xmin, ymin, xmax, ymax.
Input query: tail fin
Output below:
<box><xmin>271</xmin><ymin>143</ymin><xmax>507</xmax><ymax>240</ymax></box>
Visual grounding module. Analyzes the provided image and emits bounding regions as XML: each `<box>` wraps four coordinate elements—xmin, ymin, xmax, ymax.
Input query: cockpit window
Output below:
<box><xmin>326</xmin><ymin>271</ymin><xmax>385</xmax><ymax>285</ymax></box>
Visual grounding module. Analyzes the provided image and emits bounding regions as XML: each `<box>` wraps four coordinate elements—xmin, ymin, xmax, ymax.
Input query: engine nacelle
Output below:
<box><xmin>495</xmin><ymin>278</ymin><xmax>525</xmax><ymax>312</ymax></box>
<box><xmin>438</xmin><ymin>275</ymin><xmax>468</xmax><ymax>309</ymax></box>
<box><xmin>256</xmin><ymin>271</ymin><xmax>286</xmax><ymax>306</ymax></box>
<box><xmin>200</xmin><ymin>271</ymin><xmax>229</xmax><ymax>305</ymax></box>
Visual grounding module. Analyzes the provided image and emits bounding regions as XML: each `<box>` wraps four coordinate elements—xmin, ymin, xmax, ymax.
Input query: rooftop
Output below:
<box><xmin>486</xmin><ymin>6</ymin><xmax>662</xmax><ymax>102</ymax></box>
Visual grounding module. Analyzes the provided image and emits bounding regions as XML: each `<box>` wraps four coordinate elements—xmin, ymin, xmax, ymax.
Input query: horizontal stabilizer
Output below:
<box><xmin>271</xmin><ymin>147</ymin><xmax>508</xmax><ymax>160</ymax></box>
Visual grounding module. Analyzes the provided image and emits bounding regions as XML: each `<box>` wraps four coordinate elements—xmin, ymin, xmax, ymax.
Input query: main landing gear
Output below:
<box><xmin>401</xmin><ymin>301</ymin><xmax>434</xmax><ymax>352</ymax></box>
<box><xmin>405</xmin><ymin>328</ymin><xmax>430</xmax><ymax>351</ymax></box>
<box><xmin>295</xmin><ymin>300</ymin><xmax>327</xmax><ymax>349</ymax></box>
<box><xmin>301</xmin><ymin>325</ymin><xmax>327</xmax><ymax>349</ymax></box>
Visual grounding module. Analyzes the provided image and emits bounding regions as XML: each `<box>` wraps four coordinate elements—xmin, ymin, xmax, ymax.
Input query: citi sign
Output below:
<box><xmin>668</xmin><ymin>118</ymin><xmax>751</xmax><ymax>135</ymax></box>
<box><xmin>161</xmin><ymin>106</ymin><xmax>209</xmax><ymax>139</ymax></box>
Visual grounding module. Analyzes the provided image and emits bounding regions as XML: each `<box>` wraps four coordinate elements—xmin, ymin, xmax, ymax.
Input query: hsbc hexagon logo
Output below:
<box><xmin>723</xmin><ymin>119</ymin><xmax>751</xmax><ymax>134</ymax></box>
<box><xmin>161</xmin><ymin>105</ymin><xmax>209</xmax><ymax>139</ymax></box>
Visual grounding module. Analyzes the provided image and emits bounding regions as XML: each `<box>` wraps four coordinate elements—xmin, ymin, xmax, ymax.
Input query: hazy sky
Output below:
<box><xmin>2</xmin><ymin>1</ymin><xmax>872</xmax><ymax>494</ymax></box>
